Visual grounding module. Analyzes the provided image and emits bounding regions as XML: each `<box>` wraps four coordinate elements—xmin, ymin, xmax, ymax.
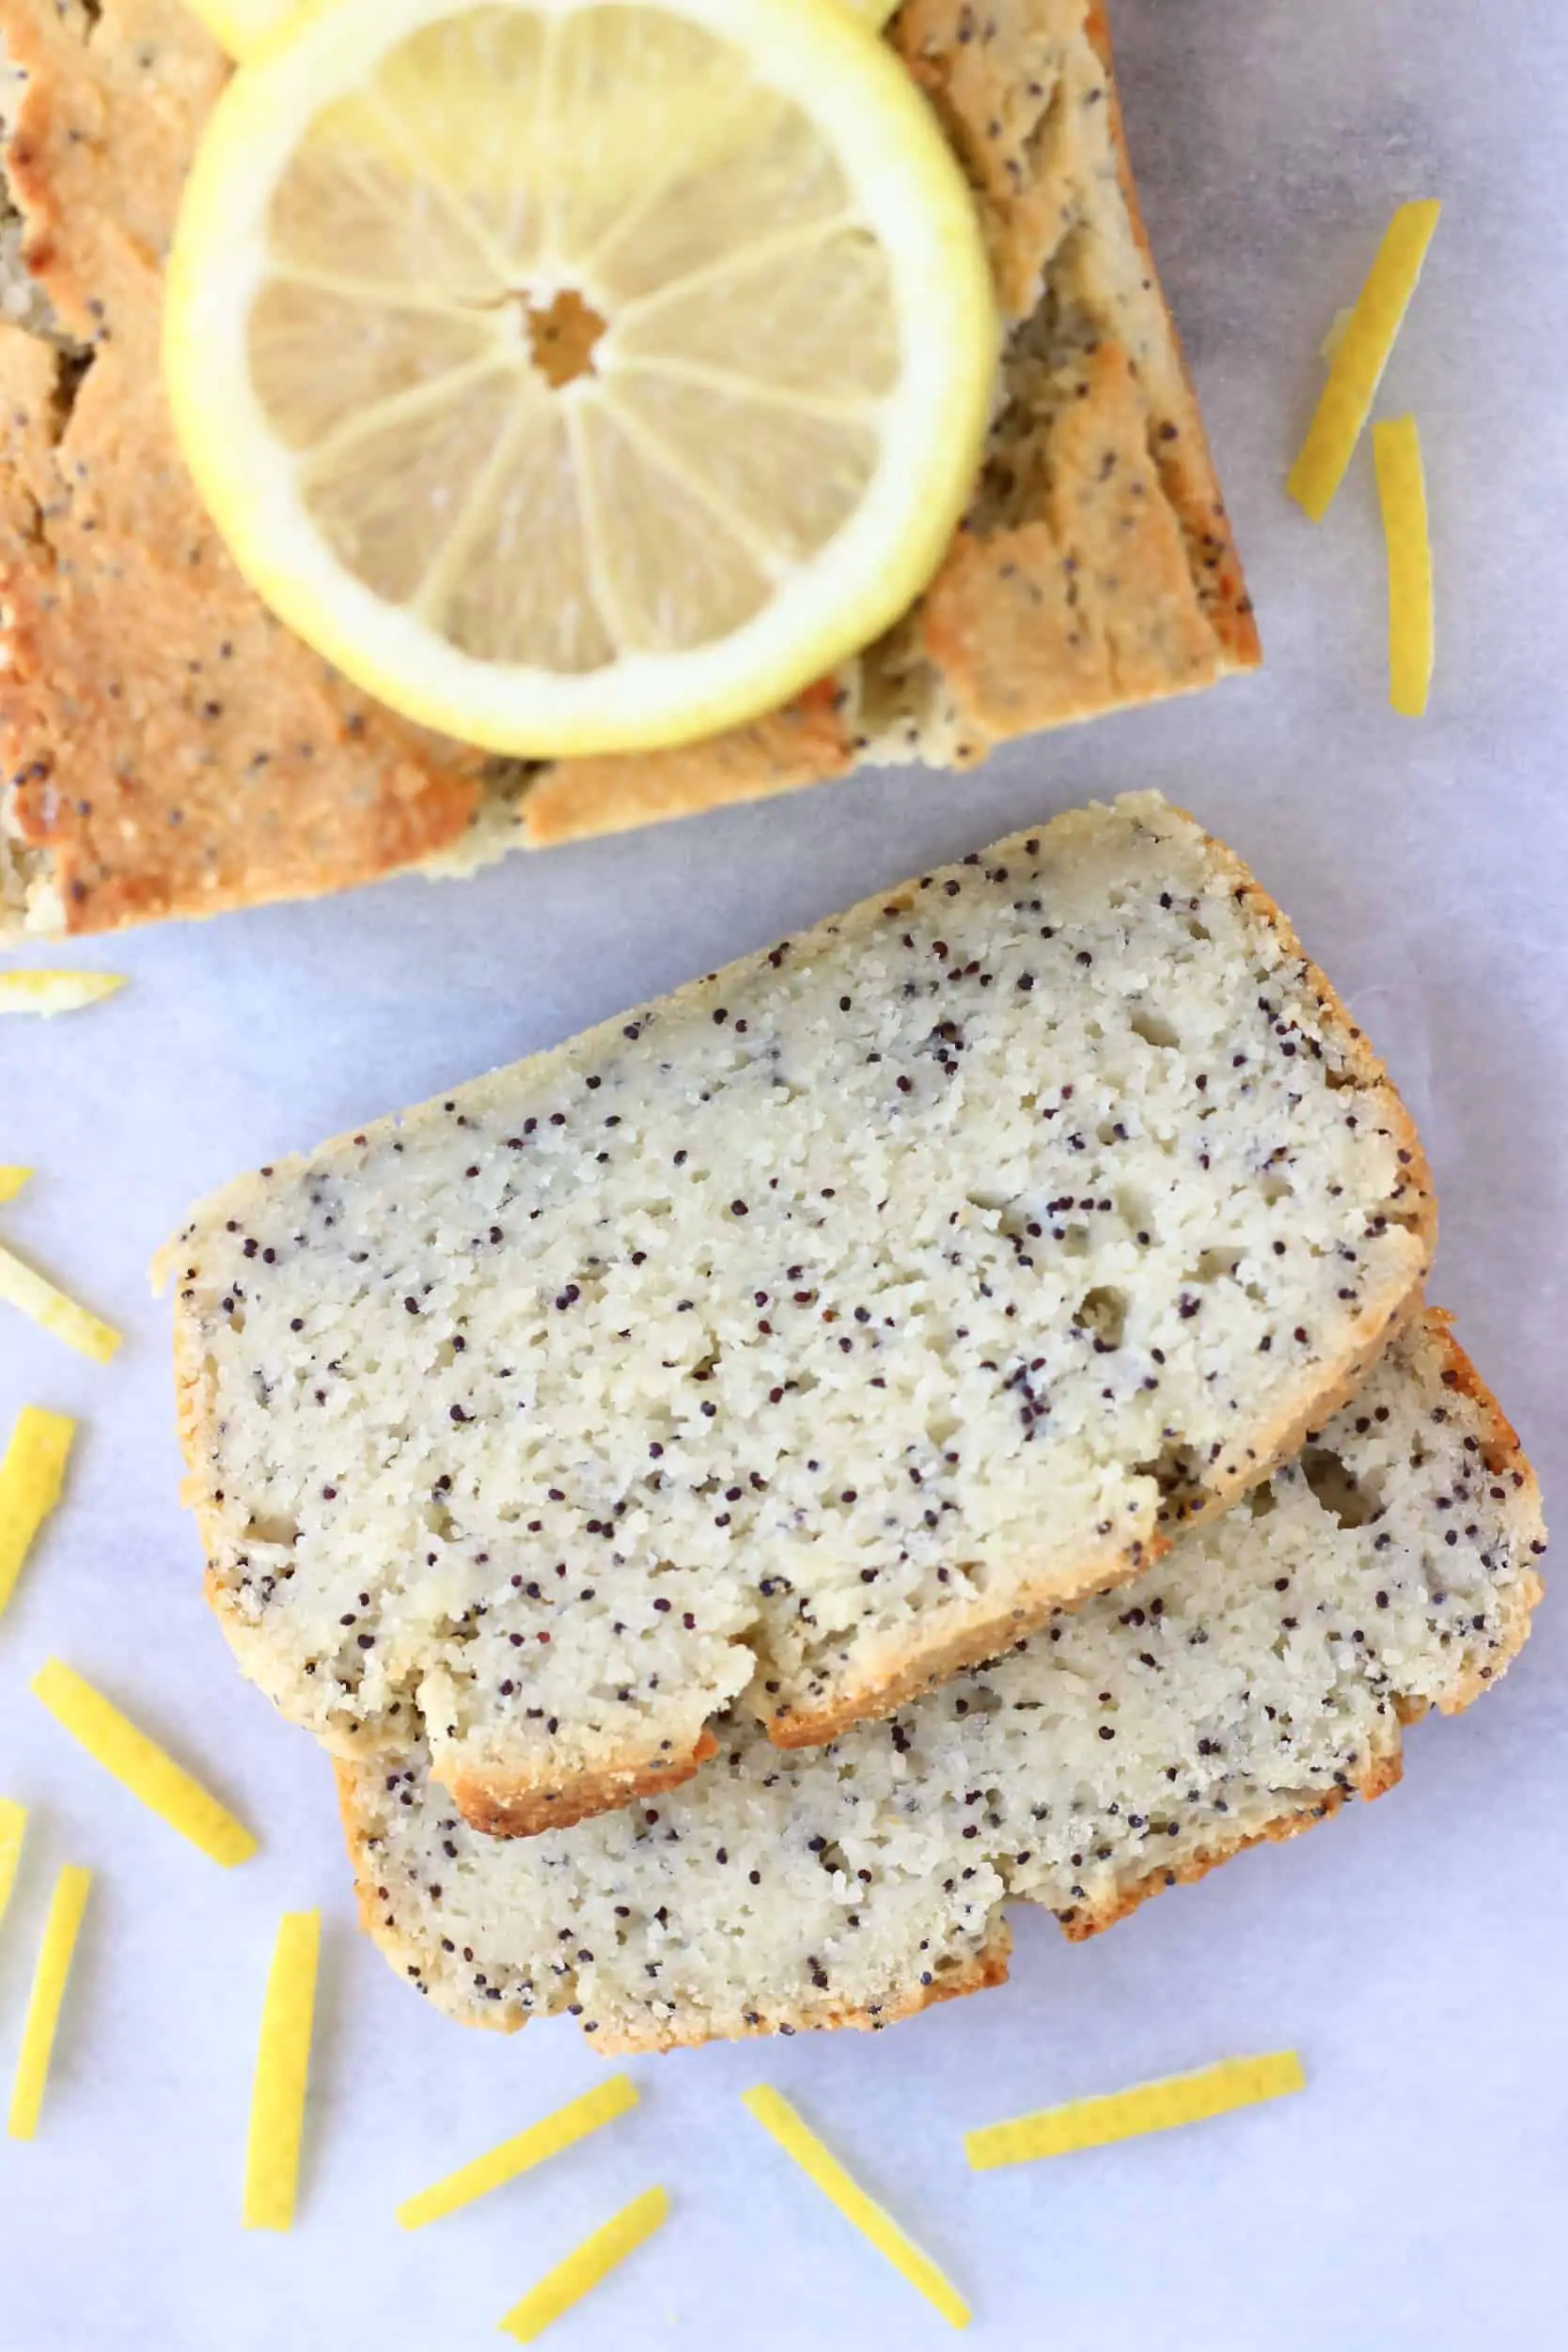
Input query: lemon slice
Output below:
<box><xmin>165</xmin><ymin>0</ymin><xmax>996</xmax><ymax>758</ymax></box>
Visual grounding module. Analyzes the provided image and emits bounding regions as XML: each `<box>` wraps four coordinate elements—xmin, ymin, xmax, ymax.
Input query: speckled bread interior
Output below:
<box><xmin>0</xmin><ymin>0</ymin><xmax>1256</xmax><ymax>938</ymax></box>
<box><xmin>166</xmin><ymin>794</ymin><xmax>1433</xmax><ymax>1837</ymax></box>
<box><xmin>336</xmin><ymin>1310</ymin><xmax>1545</xmax><ymax>2051</ymax></box>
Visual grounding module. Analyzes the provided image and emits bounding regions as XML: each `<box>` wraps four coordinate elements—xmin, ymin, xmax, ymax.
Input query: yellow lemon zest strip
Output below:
<box><xmin>0</xmin><ymin>1407</ymin><xmax>76</xmax><ymax>1621</ymax></box>
<box><xmin>0</xmin><ymin>972</ymin><xmax>126</xmax><ymax>1016</ymax></box>
<box><xmin>1289</xmin><ymin>200</ymin><xmax>1440</xmax><ymax>520</ymax></box>
<box><xmin>400</xmin><ymin>2074</ymin><xmax>638</xmax><ymax>2230</ymax></box>
<box><xmin>0</xmin><ymin>1798</ymin><xmax>27</xmax><ymax>1931</ymax></box>
<box><xmin>966</xmin><ymin>2051</ymin><xmax>1306</xmax><ymax>2169</ymax></box>
<box><xmin>498</xmin><ymin>2186</ymin><xmax>669</xmax><ymax>2343</ymax></box>
<box><xmin>1373</xmin><ymin>415</ymin><xmax>1434</xmax><ymax>717</ymax></box>
<box><xmin>30</xmin><ymin>1659</ymin><xmax>259</xmax><ymax>1866</ymax></box>
<box><xmin>8</xmin><ymin>1864</ymin><xmax>92</xmax><ymax>2140</ymax></box>
<box><xmin>243</xmin><ymin>1909</ymin><xmax>321</xmax><ymax>2230</ymax></box>
<box><xmin>742</xmin><ymin>2085</ymin><xmax>969</xmax><ymax>2328</ymax></box>
<box><xmin>0</xmin><ymin>1244</ymin><xmax>120</xmax><ymax>1364</ymax></box>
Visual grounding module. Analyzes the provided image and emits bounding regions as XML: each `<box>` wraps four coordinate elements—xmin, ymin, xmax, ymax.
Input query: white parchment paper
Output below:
<box><xmin>3</xmin><ymin>5</ymin><xmax>1566</xmax><ymax>2345</ymax></box>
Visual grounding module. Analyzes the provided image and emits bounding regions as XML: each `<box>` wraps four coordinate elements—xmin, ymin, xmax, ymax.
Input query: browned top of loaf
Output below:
<box><xmin>0</xmin><ymin>0</ymin><xmax>1258</xmax><ymax>929</ymax></box>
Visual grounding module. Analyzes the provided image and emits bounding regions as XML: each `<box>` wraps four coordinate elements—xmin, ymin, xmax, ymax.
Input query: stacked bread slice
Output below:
<box><xmin>165</xmin><ymin>794</ymin><xmax>1544</xmax><ymax>2046</ymax></box>
<box><xmin>337</xmin><ymin>1312</ymin><xmax>1543</xmax><ymax>2049</ymax></box>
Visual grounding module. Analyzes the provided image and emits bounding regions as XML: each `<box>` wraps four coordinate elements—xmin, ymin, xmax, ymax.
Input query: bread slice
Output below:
<box><xmin>337</xmin><ymin>1311</ymin><xmax>1545</xmax><ymax>2050</ymax></box>
<box><xmin>0</xmin><ymin>0</ymin><xmax>1254</xmax><ymax>939</ymax></box>
<box><xmin>165</xmin><ymin>794</ymin><xmax>1434</xmax><ymax>1836</ymax></box>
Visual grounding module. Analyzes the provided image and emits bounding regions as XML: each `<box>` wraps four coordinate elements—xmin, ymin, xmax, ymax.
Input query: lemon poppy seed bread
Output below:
<box><xmin>337</xmin><ymin>1312</ymin><xmax>1544</xmax><ymax>2050</ymax></box>
<box><xmin>165</xmin><ymin>795</ymin><xmax>1434</xmax><ymax>1834</ymax></box>
<box><xmin>0</xmin><ymin>0</ymin><xmax>1254</xmax><ymax>937</ymax></box>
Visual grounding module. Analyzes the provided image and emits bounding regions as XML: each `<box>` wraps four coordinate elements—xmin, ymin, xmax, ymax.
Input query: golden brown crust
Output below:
<box><xmin>918</xmin><ymin>342</ymin><xmax>1234</xmax><ymax>745</ymax></box>
<box><xmin>1058</xmin><ymin>1759</ymin><xmax>1400</xmax><ymax>1943</ymax></box>
<box><xmin>1081</xmin><ymin>0</ymin><xmax>1259</xmax><ymax>670</ymax></box>
<box><xmin>449</xmin><ymin>1730</ymin><xmax>719</xmax><ymax>1838</ymax></box>
<box><xmin>588</xmin><ymin>1931</ymin><xmax>1014</xmax><ymax>2056</ymax></box>
<box><xmin>894</xmin><ymin>0</ymin><xmax>1258</xmax><ymax>757</ymax></box>
<box><xmin>518</xmin><ymin>679</ymin><xmax>855</xmax><ymax>849</ymax></box>
<box><xmin>0</xmin><ymin>0</ymin><xmax>479</xmax><ymax>935</ymax></box>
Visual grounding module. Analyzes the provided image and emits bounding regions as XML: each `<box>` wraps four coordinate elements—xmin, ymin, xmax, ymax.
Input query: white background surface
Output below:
<box><xmin>4</xmin><ymin>4</ymin><xmax>1567</xmax><ymax>2345</ymax></box>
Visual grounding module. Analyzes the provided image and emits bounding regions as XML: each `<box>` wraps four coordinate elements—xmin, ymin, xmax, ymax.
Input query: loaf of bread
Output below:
<box><xmin>0</xmin><ymin>0</ymin><xmax>1254</xmax><ymax>938</ymax></box>
<box><xmin>165</xmin><ymin>795</ymin><xmax>1433</xmax><ymax>1836</ymax></box>
<box><xmin>337</xmin><ymin>1311</ymin><xmax>1545</xmax><ymax>2050</ymax></box>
